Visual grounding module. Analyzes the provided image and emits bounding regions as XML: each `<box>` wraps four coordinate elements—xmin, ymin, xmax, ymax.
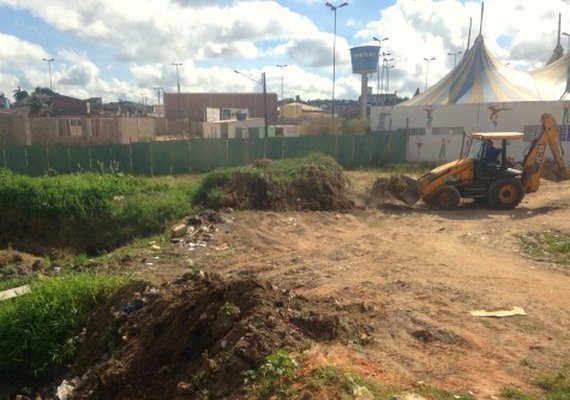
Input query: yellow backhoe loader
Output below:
<box><xmin>376</xmin><ymin>113</ymin><xmax>570</xmax><ymax>210</ymax></box>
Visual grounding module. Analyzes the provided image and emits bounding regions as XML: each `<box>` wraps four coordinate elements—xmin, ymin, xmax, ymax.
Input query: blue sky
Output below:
<box><xmin>0</xmin><ymin>0</ymin><xmax>568</xmax><ymax>103</ymax></box>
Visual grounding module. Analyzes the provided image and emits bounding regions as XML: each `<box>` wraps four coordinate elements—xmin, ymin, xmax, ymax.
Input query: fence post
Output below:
<box><xmin>188</xmin><ymin>138</ymin><xmax>192</xmax><ymax>173</ymax></box>
<box><xmin>129</xmin><ymin>138</ymin><xmax>133</xmax><ymax>174</ymax></box>
<box><xmin>2</xmin><ymin>139</ymin><xmax>6</xmax><ymax>169</ymax></box>
<box><xmin>149</xmin><ymin>139</ymin><xmax>154</xmax><ymax>176</ymax></box>
<box><xmin>169</xmin><ymin>139</ymin><xmax>173</xmax><ymax>175</ymax></box>
<box><xmin>45</xmin><ymin>141</ymin><xmax>50</xmax><ymax>171</ymax></box>
<box><xmin>352</xmin><ymin>135</ymin><xmax>355</xmax><ymax>167</ymax></box>
<box><xmin>225</xmin><ymin>138</ymin><xmax>229</xmax><ymax>168</ymax></box>
<box><xmin>335</xmin><ymin>135</ymin><xmax>339</xmax><ymax>163</ymax></box>
<box><xmin>24</xmin><ymin>147</ymin><xmax>29</xmax><ymax>173</ymax></box>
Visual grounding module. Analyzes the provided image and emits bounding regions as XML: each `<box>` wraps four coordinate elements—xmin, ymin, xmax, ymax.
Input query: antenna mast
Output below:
<box><xmin>479</xmin><ymin>1</ymin><xmax>484</xmax><ymax>35</ymax></box>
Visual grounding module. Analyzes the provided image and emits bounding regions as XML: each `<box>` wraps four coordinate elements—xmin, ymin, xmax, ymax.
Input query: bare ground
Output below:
<box><xmin>125</xmin><ymin>171</ymin><xmax>570</xmax><ymax>398</ymax></box>
<box><xmin>6</xmin><ymin>171</ymin><xmax>563</xmax><ymax>398</ymax></box>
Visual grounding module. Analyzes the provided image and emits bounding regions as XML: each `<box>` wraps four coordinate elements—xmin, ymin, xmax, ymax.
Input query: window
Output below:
<box><xmin>524</xmin><ymin>125</ymin><xmax>570</xmax><ymax>142</ymax></box>
<box><xmin>432</xmin><ymin>127</ymin><xmax>463</xmax><ymax>135</ymax></box>
<box><xmin>406</xmin><ymin>128</ymin><xmax>425</xmax><ymax>136</ymax></box>
<box><xmin>58</xmin><ymin>119</ymin><xmax>83</xmax><ymax>137</ymax></box>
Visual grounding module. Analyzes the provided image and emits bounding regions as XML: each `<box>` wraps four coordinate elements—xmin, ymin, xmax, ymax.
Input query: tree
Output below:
<box><xmin>12</xmin><ymin>87</ymin><xmax>29</xmax><ymax>103</ymax></box>
<box><xmin>28</xmin><ymin>92</ymin><xmax>53</xmax><ymax>116</ymax></box>
<box><xmin>33</xmin><ymin>87</ymin><xmax>55</xmax><ymax>96</ymax></box>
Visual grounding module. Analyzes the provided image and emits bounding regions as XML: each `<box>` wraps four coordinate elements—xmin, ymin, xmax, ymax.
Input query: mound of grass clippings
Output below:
<box><xmin>192</xmin><ymin>153</ymin><xmax>354</xmax><ymax>211</ymax></box>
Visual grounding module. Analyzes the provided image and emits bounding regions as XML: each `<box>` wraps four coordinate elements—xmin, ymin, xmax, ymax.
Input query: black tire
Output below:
<box><xmin>487</xmin><ymin>177</ymin><xmax>524</xmax><ymax>210</ymax></box>
<box><xmin>425</xmin><ymin>186</ymin><xmax>460</xmax><ymax>210</ymax></box>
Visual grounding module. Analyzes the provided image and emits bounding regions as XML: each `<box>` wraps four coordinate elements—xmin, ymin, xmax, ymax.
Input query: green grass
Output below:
<box><xmin>310</xmin><ymin>364</ymin><xmax>474</xmax><ymax>400</ymax></box>
<box><xmin>0</xmin><ymin>276</ymin><xmax>33</xmax><ymax>292</ymax></box>
<box><xmin>0</xmin><ymin>272</ymin><xmax>129</xmax><ymax>380</ymax></box>
<box><xmin>243</xmin><ymin>349</ymin><xmax>299</xmax><ymax>400</ymax></box>
<box><xmin>0</xmin><ymin>169</ymin><xmax>199</xmax><ymax>254</ymax></box>
<box><xmin>519</xmin><ymin>231</ymin><xmax>570</xmax><ymax>264</ymax></box>
<box><xmin>500</xmin><ymin>366</ymin><xmax>570</xmax><ymax>400</ymax></box>
<box><xmin>192</xmin><ymin>153</ymin><xmax>352</xmax><ymax>211</ymax></box>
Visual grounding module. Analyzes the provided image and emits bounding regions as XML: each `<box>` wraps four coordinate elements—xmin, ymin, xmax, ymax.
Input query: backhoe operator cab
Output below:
<box><xmin>465</xmin><ymin>132</ymin><xmax>523</xmax><ymax>180</ymax></box>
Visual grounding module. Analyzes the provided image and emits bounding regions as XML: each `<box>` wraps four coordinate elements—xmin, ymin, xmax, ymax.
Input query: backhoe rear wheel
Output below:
<box><xmin>487</xmin><ymin>177</ymin><xmax>524</xmax><ymax>210</ymax></box>
<box><xmin>425</xmin><ymin>186</ymin><xmax>460</xmax><ymax>210</ymax></box>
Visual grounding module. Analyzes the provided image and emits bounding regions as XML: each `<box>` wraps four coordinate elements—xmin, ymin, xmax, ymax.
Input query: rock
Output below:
<box><xmin>171</xmin><ymin>224</ymin><xmax>188</xmax><ymax>238</ymax></box>
<box><xmin>353</xmin><ymin>385</ymin><xmax>374</xmax><ymax>399</ymax></box>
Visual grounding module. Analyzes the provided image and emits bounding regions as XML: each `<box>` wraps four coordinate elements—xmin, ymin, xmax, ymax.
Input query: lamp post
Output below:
<box><xmin>42</xmin><ymin>57</ymin><xmax>55</xmax><ymax>90</ymax></box>
<box><xmin>380</xmin><ymin>54</ymin><xmax>392</xmax><ymax>104</ymax></box>
<box><xmin>153</xmin><ymin>87</ymin><xmax>163</xmax><ymax>107</ymax></box>
<box><xmin>373</xmin><ymin>36</ymin><xmax>389</xmax><ymax>105</ymax></box>
<box><xmin>423</xmin><ymin>57</ymin><xmax>436</xmax><ymax>91</ymax></box>
<box><xmin>385</xmin><ymin>63</ymin><xmax>395</xmax><ymax>104</ymax></box>
<box><xmin>234</xmin><ymin>69</ymin><xmax>268</xmax><ymax>138</ymax></box>
<box><xmin>447</xmin><ymin>50</ymin><xmax>462</xmax><ymax>67</ymax></box>
<box><xmin>563</xmin><ymin>32</ymin><xmax>570</xmax><ymax>53</ymax></box>
<box><xmin>172</xmin><ymin>62</ymin><xmax>183</xmax><ymax>124</ymax></box>
<box><xmin>276</xmin><ymin>64</ymin><xmax>288</xmax><ymax>103</ymax></box>
<box><xmin>325</xmin><ymin>1</ymin><xmax>348</xmax><ymax>119</ymax></box>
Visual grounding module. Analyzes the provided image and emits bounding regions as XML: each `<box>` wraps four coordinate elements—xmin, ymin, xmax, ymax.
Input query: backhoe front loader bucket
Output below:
<box><xmin>386</xmin><ymin>175</ymin><xmax>422</xmax><ymax>206</ymax></box>
<box><xmin>371</xmin><ymin>175</ymin><xmax>422</xmax><ymax>206</ymax></box>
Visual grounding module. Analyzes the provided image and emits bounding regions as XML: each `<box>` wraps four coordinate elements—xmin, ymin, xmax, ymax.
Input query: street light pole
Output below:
<box><xmin>381</xmin><ymin>55</ymin><xmax>393</xmax><ymax>104</ymax></box>
<box><xmin>423</xmin><ymin>57</ymin><xmax>436</xmax><ymax>91</ymax></box>
<box><xmin>172</xmin><ymin>62</ymin><xmax>183</xmax><ymax>125</ymax></box>
<box><xmin>42</xmin><ymin>58</ymin><xmax>55</xmax><ymax>90</ymax></box>
<box><xmin>372</xmin><ymin>37</ymin><xmax>389</xmax><ymax>106</ymax></box>
<box><xmin>386</xmin><ymin>63</ymin><xmax>395</xmax><ymax>103</ymax></box>
<box><xmin>234</xmin><ymin>69</ymin><xmax>268</xmax><ymax>138</ymax></box>
<box><xmin>325</xmin><ymin>1</ymin><xmax>348</xmax><ymax>119</ymax></box>
<box><xmin>447</xmin><ymin>50</ymin><xmax>462</xmax><ymax>67</ymax></box>
<box><xmin>153</xmin><ymin>87</ymin><xmax>163</xmax><ymax>107</ymax></box>
<box><xmin>276</xmin><ymin>64</ymin><xmax>287</xmax><ymax>103</ymax></box>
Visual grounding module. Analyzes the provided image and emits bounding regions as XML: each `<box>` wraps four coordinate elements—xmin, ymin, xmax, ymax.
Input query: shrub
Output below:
<box><xmin>0</xmin><ymin>170</ymin><xmax>196</xmax><ymax>254</ymax></box>
<box><xmin>192</xmin><ymin>153</ymin><xmax>353</xmax><ymax>211</ymax></box>
<box><xmin>0</xmin><ymin>273</ymin><xmax>128</xmax><ymax>380</ymax></box>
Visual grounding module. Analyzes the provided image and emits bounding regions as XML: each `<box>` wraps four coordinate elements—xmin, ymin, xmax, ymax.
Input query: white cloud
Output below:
<box><xmin>0</xmin><ymin>0</ymin><xmax>568</xmax><ymax>103</ymax></box>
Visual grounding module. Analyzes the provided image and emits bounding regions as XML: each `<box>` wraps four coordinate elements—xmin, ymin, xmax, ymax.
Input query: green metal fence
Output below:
<box><xmin>0</xmin><ymin>131</ymin><xmax>406</xmax><ymax>176</ymax></box>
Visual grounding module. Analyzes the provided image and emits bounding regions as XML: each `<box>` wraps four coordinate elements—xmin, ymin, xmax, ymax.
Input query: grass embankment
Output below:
<box><xmin>519</xmin><ymin>231</ymin><xmax>570</xmax><ymax>264</ymax></box>
<box><xmin>0</xmin><ymin>169</ymin><xmax>199</xmax><ymax>254</ymax></box>
<box><xmin>0</xmin><ymin>273</ymin><xmax>128</xmax><ymax>382</ymax></box>
<box><xmin>192</xmin><ymin>153</ymin><xmax>353</xmax><ymax>211</ymax></box>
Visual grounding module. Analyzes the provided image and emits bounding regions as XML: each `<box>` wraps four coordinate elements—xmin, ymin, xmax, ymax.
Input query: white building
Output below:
<box><xmin>371</xmin><ymin>32</ymin><xmax>570</xmax><ymax>164</ymax></box>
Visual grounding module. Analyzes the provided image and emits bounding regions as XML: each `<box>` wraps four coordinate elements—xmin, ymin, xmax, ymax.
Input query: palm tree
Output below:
<box><xmin>12</xmin><ymin>87</ymin><xmax>29</xmax><ymax>103</ymax></box>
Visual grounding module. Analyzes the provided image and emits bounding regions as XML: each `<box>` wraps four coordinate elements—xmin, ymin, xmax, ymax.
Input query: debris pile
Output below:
<box><xmin>55</xmin><ymin>273</ymin><xmax>360</xmax><ymax>399</ymax></box>
<box><xmin>169</xmin><ymin>209</ymin><xmax>229</xmax><ymax>252</ymax></box>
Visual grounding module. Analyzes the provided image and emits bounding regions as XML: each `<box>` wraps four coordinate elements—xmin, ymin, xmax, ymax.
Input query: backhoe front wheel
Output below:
<box><xmin>425</xmin><ymin>186</ymin><xmax>460</xmax><ymax>210</ymax></box>
<box><xmin>487</xmin><ymin>177</ymin><xmax>524</xmax><ymax>210</ymax></box>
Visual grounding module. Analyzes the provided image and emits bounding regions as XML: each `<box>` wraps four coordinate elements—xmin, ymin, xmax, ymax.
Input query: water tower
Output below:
<box><xmin>350</xmin><ymin>45</ymin><xmax>380</xmax><ymax>119</ymax></box>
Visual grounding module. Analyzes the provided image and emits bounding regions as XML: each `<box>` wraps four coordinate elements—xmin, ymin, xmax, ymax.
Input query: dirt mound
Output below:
<box><xmin>63</xmin><ymin>272</ymin><xmax>358</xmax><ymax>399</ymax></box>
<box><xmin>192</xmin><ymin>154</ymin><xmax>354</xmax><ymax>211</ymax></box>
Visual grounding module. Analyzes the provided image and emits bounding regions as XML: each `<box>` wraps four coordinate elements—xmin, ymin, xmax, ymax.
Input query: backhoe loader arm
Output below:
<box><xmin>521</xmin><ymin>113</ymin><xmax>570</xmax><ymax>193</ymax></box>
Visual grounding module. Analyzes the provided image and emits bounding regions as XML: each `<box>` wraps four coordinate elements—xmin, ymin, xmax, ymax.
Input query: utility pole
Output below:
<box><xmin>172</xmin><ymin>62</ymin><xmax>183</xmax><ymax>125</ymax></box>
<box><xmin>325</xmin><ymin>1</ymin><xmax>349</xmax><ymax>119</ymax></box>
<box><xmin>373</xmin><ymin>37</ymin><xmax>389</xmax><ymax>106</ymax></box>
<box><xmin>276</xmin><ymin>64</ymin><xmax>288</xmax><ymax>103</ymax></box>
<box><xmin>42</xmin><ymin>57</ymin><xmax>55</xmax><ymax>90</ymax></box>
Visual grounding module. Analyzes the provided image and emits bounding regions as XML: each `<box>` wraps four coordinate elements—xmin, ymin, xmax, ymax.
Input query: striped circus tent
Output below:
<box><xmin>530</xmin><ymin>53</ymin><xmax>570</xmax><ymax>100</ymax></box>
<box><xmin>401</xmin><ymin>35</ymin><xmax>543</xmax><ymax>106</ymax></box>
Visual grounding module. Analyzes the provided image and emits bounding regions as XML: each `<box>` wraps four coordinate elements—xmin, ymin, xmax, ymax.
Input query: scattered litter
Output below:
<box><xmin>150</xmin><ymin>244</ymin><xmax>161</xmax><ymax>251</ymax></box>
<box><xmin>56</xmin><ymin>379</ymin><xmax>75</xmax><ymax>400</ymax></box>
<box><xmin>0</xmin><ymin>285</ymin><xmax>31</xmax><ymax>302</ymax></box>
<box><xmin>470</xmin><ymin>306</ymin><xmax>527</xmax><ymax>318</ymax></box>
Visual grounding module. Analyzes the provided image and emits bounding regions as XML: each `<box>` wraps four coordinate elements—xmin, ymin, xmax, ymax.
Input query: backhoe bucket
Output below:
<box><xmin>386</xmin><ymin>175</ymin><xmax>422</xmax><ymax>206</ymax></box>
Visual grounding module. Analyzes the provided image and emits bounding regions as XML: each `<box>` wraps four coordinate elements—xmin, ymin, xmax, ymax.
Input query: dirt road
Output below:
<box><xmin>145</xmin><ymin>173</ymin><xmax>569</xmax><ymax>398</ymax></box>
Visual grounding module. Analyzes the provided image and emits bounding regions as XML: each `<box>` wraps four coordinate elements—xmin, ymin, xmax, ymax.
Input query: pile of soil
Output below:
<box><xmin>63</xmin><ymin>272</ymin><xmax>356</xmax><ymax>399</ymax></box>
<box><xmin>193</xmin><ymin>154</ymin><xmax>354</xmax><ymax>211</ymax></box>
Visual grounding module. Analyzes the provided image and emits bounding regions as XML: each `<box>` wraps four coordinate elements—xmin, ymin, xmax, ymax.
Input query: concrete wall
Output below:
<box><xmin>0</xmin><ymin>113</ymin><xmax>30</xmax><ymax>145</ymax></box>
<box><xmin>371</xmin><ymin>101</ymin><xmax>570</xmax><ymax>164</ymax></box>
<box><xmin>0</xmin><ymin>115</ymin><xmax>157</xmax><ymax>145</ymax></box>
